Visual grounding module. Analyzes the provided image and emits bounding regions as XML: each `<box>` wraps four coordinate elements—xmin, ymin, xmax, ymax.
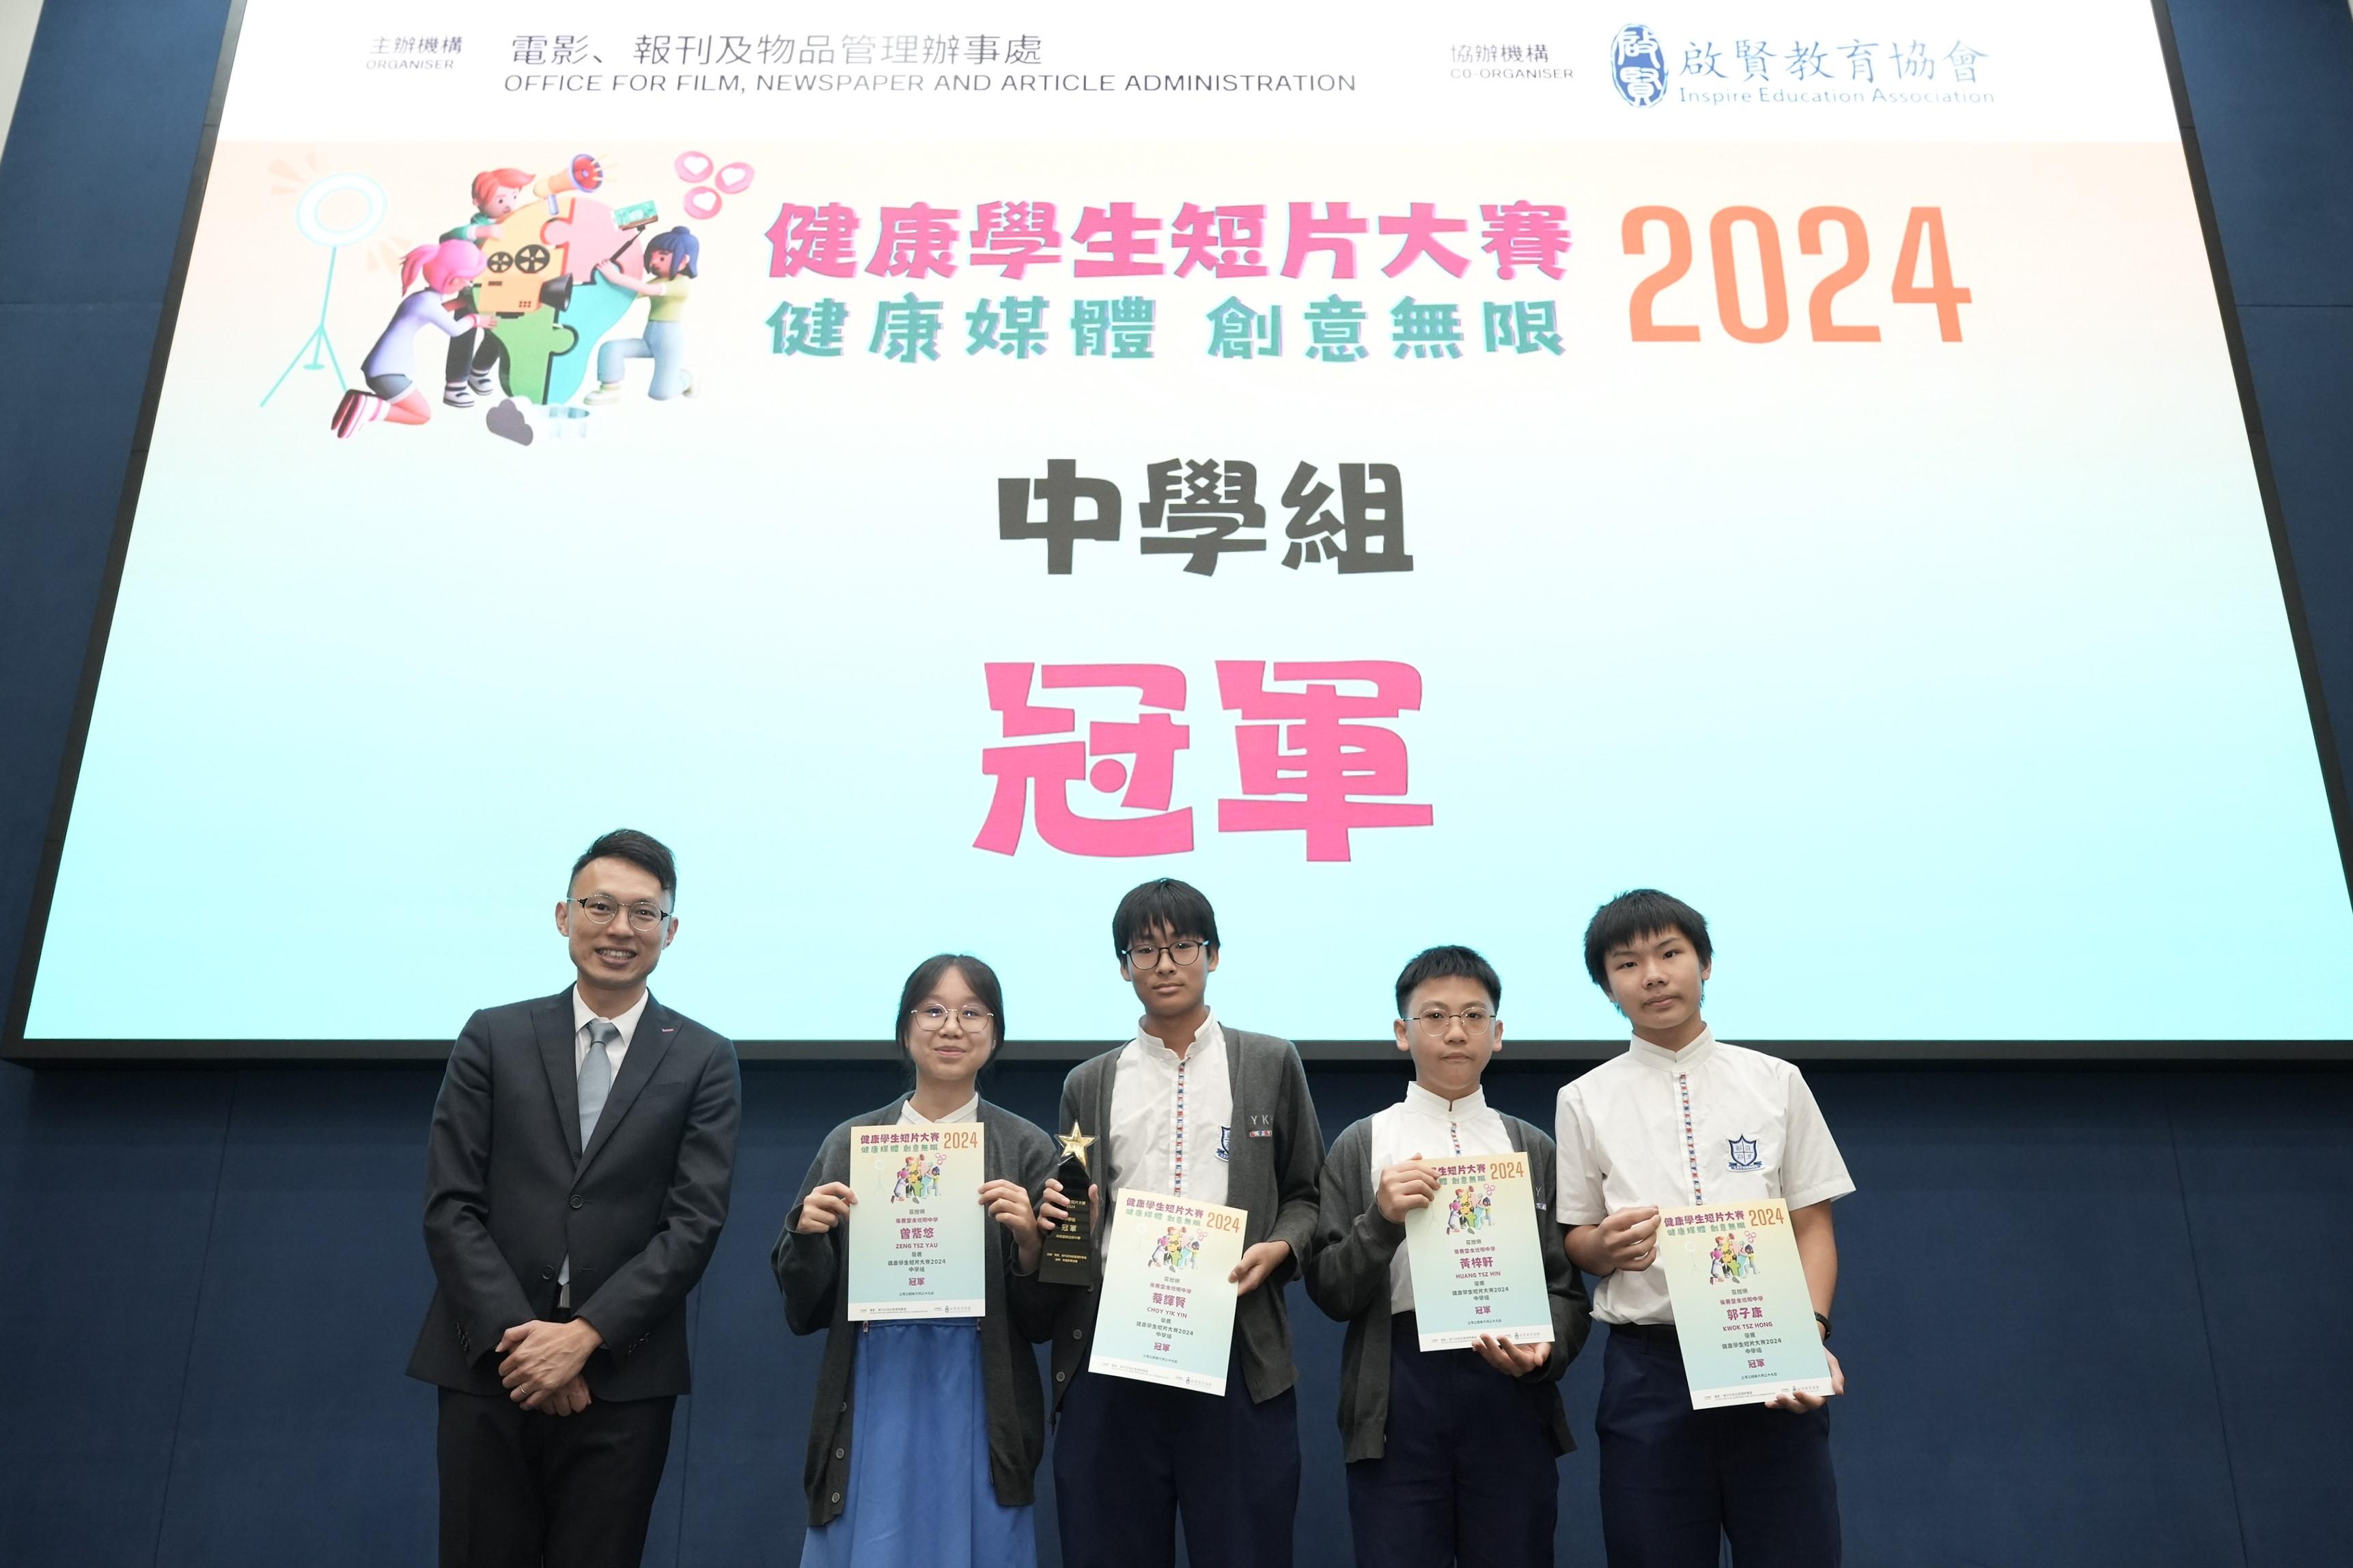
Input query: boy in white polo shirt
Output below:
<box><xmin>1555</xmin><ymin>890</ymin><xmax>1854</xmax><ymax>1567</ymax></box>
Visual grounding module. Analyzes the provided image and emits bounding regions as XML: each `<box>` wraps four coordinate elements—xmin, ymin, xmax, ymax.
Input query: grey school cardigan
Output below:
<box><xmin>772</xmin><ymin>1097</ymin><xmax>1066</xmax><ymax>1528</ymax></box>
<box><xmin>1046</xmin><ymin>1028</ymin><xmax>1324</xmax><ymax>1407</ymax></box>
<box><xmin>1303</xmin><ymin>1111</ymin><xmax>1593</xmax><ymax>1463</ymax></box>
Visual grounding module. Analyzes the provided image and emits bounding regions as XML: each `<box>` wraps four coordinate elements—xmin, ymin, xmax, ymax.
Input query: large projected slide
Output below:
<box><xmin>12</xmin><ymin>1</ymin><xmax>2350</xmax><ymax>1052</ymax></box>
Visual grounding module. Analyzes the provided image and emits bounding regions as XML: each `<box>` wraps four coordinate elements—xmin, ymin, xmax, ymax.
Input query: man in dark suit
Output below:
<box><xmin>409</xmin><ymin>828</ymin><xmax>740</xmax><ymax>1568</ymax></box>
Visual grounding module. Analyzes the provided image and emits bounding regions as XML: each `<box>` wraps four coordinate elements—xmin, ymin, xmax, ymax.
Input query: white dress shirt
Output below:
<box><xmin>1368</xmin><ymin>1080</ymin><xmax>1514</xmax><ymax>1315</ymax></box>
<box><xmin>1107</xmin><ymin>1009</ymin><xmax>1232</xmax><ymax>1209</ymax></box>
<box><xmin>571</xmin><ymin>985</ymin><xmax>650</xmax><ymax>1075</ymax></box>
<box><xmin>1555</xmin><ymin>1028</ymin><xmax>1853</xmax><ymax>1326</ymax></box>
<box><xmin>559</xmin><ymin>987</ymin><xmax>651</xmax><ymax>1305</ymax></box>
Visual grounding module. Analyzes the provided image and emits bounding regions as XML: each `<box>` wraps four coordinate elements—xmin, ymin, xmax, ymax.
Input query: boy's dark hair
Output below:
<box><xmin>895</xmin><ymin>953</ymin><xmax>1006</xmax><ymax>1096</ymax></box>
<box><xmin>1583</xmin><ymin>889</ymin><xmax>1711</xmax><ymax>987</ymax></box>
<box><xmin>1111</xmin><ymin>878</ymin><xmax>1221</xmax><ymax>959</ymax></box>
<box><xmin>1393</xmin><ymin>945</ymin><xmax>1502</xmax><ymax>1017</ymax></box>
<box><xmin>571</xmin><ymin>828</ymin><xmax>678</xmax><ymax>903</ymax></box>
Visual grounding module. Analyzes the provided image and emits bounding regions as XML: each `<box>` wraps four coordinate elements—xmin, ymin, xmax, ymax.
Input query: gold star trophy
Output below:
<box><xmin>1039</xmin><ymin>1119</ymin><xmax>1098</xmax><ymax>1285</ymax></box>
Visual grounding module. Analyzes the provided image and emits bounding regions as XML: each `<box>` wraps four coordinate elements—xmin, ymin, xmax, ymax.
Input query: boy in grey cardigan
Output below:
<box><xmin>1305</xmin><ymin>945</ymin><xmax>1591</xmax><ymax>1568</ymax></box>
<box><xmin>1045</xmin><ymin>878</ymin><xmax>1323</xmax><ymax>1568</ymax></box>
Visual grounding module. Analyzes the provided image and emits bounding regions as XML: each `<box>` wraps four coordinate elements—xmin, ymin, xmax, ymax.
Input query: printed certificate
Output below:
<box><xmin>1089</xmin><ymin>1188</ymin><xmax>1247</xmax><ymax>1395</ymax></box>
<box><xmin>847</xmin><ymin>1123</ymin><xmax>986</xmax><ymax>1319</ymax></box>
<box><xmin>1402</xmin><ymin>1152</ymin><xmax>1553</xmax><ymax>1352</ymax></box>
<box><xmin>1655</xmin><ymin>1200</ymin><xmax>1834</xmax><ymax>1408</ymax></box>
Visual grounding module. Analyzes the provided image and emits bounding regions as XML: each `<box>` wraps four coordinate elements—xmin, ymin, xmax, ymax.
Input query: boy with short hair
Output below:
<box><xmin>1557</xmin><ymin>890</ymin><xmax>1854</xmax><ymax>1567</ymax></box>
<box><xmin>1307</xmin><ymin>945</ymin><xmax>1591</xmax><ymax>1568</ymax></box>
<box><xmin>1046</xmin><ymin>878</ymin><xmax>1324</xmax><ymax>1568</ymax></box>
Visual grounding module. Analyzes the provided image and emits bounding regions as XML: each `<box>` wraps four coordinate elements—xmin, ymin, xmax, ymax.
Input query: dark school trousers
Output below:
<box><xmin>437</xmin><ymin>1384</ymin><xmax>676</xmax><ymax>1568</ymax></box>
<box><xmin>1054</xmin><ymin>1336</ymin><xmax>1300</xmax><ymax>1568</ymax></box>
<box><xmin>1345</xmin><ymin>1313</ymin><xmax>1562</xmax><ymax>1568</ymax></box>
<box><xmin>1596</xmin><ymin>1326</ymin><xmax>1839</xmax><ymax>1568</ymax></box>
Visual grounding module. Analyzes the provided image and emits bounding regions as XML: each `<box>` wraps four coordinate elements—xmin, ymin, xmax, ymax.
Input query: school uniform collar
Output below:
<box><xmin>1403</xmin><ymin>1080</ymin><xmax>1489</xmax><ymax>1117</ymax></box>
<box><xmin>1128</xmin><ymin>1008</ymin><xmax>1224</xmax><ymax>1063</ymax></box>
<box><xmin>898</xmin><ymin>1093</ymin><xmax>981</xmax><ymax>1125</ymax></box>
<box><xmin>1627</xmin><ymin>1025</ymin><xmax>1718</xmax><ymax>1073</ymax></box>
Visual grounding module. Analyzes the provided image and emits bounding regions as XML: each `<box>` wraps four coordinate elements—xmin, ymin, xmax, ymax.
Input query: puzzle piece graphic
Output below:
<box><xmin>490</xmin><ymin>306</ymin><xmax>578</xmax><ymax>404</ymax></box>
<box><xmin>543</xmin><ymin>199</ymin><xmax>643</xmax><ymax>285</ymax></box>
<box><xmin>540</xmin><ymin>275</ymin><xmax>639</xmax><ymax>405</ymax></box>
<box><xmin>476</xmin><ymin>204</ymin><xmax>569</xmax><ymax>318</ymax></box>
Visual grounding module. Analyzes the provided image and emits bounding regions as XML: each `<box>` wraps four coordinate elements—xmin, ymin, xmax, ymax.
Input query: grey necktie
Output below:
<box><xmin>579</xmin><ymin>1018</ymin><xmax>620</xmax><ymax>1150</ymax></box>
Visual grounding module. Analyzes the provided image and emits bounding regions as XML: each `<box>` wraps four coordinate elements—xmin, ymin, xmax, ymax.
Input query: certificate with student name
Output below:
<box><xmin>1402</xmin><ymin>1152</ymin><xmax>1554</xmax><ymax>1352</ymax></box>
<box><xmin>1654</xmin><ymin>1199</ymin><xmax>1834</xmax><ymax>1409</ymax></box>
<box><xmin>1089</xmin><ymin>1188</ymin><xmax>1248</xmax><ymax>1395</ymax></box>
<box><xmin>847</xmin><ymin>1123</ymin><xmax>986</xmax><ymax>1320</ymax></box>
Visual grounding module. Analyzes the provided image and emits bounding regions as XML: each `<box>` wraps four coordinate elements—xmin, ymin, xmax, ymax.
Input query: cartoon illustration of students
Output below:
<box><xmin>586</xmin><ymin>225</ymin><xmax>699</xmax><ymax>403</ymax></box>
<box><xmin>331</xmin><ymin>240</ymin><xmax>490</xmax><ymax>438</ymax></box>
<box><xmin>439</xmin><ymin>157</ymin><xmax>604</xmax><ymax>406</ymax></box>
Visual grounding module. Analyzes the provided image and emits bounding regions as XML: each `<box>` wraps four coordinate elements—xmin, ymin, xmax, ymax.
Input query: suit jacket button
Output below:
<box><xmin>829</xmin><ymin>1492</ymin><xmax>842</xmax><ymax>1504</ymax></box>
<box><xmin>833</xmin><ymin>1446</ymin><xmax>845</xmax><ymax>1459</ymax></box>
<box><xmin>839</xmin><ymin>1401</ymin><xmax>848</xmax><ymax>1412</ymax></box>
<box><xmin>570</xmin><ymin>1194</ymin><xmax>585</xmax><ymax>1209</ymax></box>
<box><xmin>1072</xmin><ymin>1328</ymin><xmax>1085</xmax><ymax>1340</ymax></box>
<box><xmin>540</xmin><ymin>1267</ymin><xmax>555</xmax><ymax>1280</ymax></box>
<box><xmin>1054</xmin><ymin>1371</ymin><xmax>1067</xmax><ymax>1382</ymax></box>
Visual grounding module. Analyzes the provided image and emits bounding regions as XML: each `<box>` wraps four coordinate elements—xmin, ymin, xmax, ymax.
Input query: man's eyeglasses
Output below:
<box><xmin>568</xmin><ymin>896</ymin><xmax>671</xmax><ymax>931</ymax></box>
<box><xmin>1124</xmin><ymin>939</ymin><xmax>1208</xmax><ymax>968</ymax></box>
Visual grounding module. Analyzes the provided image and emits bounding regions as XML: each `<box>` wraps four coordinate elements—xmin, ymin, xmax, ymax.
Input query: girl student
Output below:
<box><xmin>774</xmin><ymin>954</ymin><xmax>1071</xmax><ymax>1568</ymax></box>
<box><xmin>331</xmin><ymin>239</ymin><xmax>489</xmax><ymax>438</ymax></box>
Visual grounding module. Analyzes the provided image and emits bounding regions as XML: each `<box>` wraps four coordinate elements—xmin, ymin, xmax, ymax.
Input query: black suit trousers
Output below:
<box><xmin>437</xmin><ymin>1386</ymin><xmax>676</xmax><ymax>1568</ymax></box>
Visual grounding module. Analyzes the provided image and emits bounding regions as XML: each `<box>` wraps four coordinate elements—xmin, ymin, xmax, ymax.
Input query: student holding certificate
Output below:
<box><xmin>773</xmin><ymin>955</ymin><xmax>1069</xmax><ymax>1568</ymax></box>
<box><xmin>1044</xmin><ymin>878</ymin><xmax>1324</xmax><ymax>1568</ymax></box>
<box><xmin>1555</xmin><ymin>891</ymin><xmax>1856</xmax><ymax>1568</ymax></box>
<box><xmin>1307</xmin><ymin>945</ymin><xmax>1591</xmax><ymax>1568</ymax></box>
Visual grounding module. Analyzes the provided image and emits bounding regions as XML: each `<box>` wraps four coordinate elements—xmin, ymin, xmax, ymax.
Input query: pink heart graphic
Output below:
<box><xmin>673</xmin><ymin>150</ymin><xmax>713</xmax><ymax>182</ymax></box>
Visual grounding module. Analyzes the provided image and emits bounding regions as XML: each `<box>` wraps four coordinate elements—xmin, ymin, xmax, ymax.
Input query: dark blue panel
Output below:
<box><xmin>152</xmin><ymin>1068</ymin><xmax>441</xmax><ymax>1566</ymax></box>
<box><xmin>2167</xmin><ymin>0</ymin><xmax>2353</xmax><ymax>308</ymax></box>
<box><xmin>2167</xmin><ymin>1072</ymin><xmax>2353</xmax><ymax>1568</ymax></box>
<box><xmin>2236</xmin><ymin>305</ymin><xmax>2353</xmax><ymax>794</ymax></box>
<box><xmin>0</xmin><ymin>303</ymin><xmax>167</xmax><ymax>1027</ymax></box>
<box><xmin>0</xmin><ymin>1070</ymin><xmax>232</xmax><ymax>1568</ymax></box>
<box><xmin>0</xmin><ymin>0</ymin><xmax>231</xmax><ymax>307</ymax></box>
<box><xmin>1814</xmin><ymin>1070</ymin><xmax>2244</xmax><ymax>1567</ymax></box>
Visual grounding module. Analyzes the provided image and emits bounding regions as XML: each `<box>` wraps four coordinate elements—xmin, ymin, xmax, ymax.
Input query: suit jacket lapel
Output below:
<box><xmin>535</xmin><ymin>988</ymin><xmax>583</xmax><ymax>1162</ymax></box>
<box><xmin>579</xmin><ymin>994</ymin><xmax>679</xmax><ymax>1173</ymax></box>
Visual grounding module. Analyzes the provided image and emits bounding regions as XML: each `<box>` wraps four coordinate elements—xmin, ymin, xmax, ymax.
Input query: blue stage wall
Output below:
<box><xmin>5</xmin><ymin>2</ymin><xmax>2353</xmax><ymax>1565</ymax></box>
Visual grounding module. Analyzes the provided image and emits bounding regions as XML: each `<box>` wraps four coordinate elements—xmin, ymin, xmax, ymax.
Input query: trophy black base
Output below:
<box><xmin>1039</xmin><ymin>1192</ymin><xmax>1095</xmax><ymax>1286</ymax></box>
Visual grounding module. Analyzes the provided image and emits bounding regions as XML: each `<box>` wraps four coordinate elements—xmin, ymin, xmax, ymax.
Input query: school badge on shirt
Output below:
<box><xmin>1727</xmin><ymin>1135</ymin><xmax>1764</xmax><ymax>1173</ymax></box>
<box><xmin>1216</xmin><ymin>1124</ymin><xmax>1232</xmax><ymax>1162</ymax></box>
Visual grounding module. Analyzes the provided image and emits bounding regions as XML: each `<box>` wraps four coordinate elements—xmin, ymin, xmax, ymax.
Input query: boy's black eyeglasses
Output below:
<box><xmin>1125</xmin><ymin>939</ymin><xmax>1207</xmax><ymax>967</ymax></box>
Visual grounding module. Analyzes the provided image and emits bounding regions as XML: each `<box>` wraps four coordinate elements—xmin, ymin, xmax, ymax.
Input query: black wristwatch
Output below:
<box><xmin>1813</xmin><ymin>1311</ymin><xmax>1832</xmax><ymax>1341</ymax></box>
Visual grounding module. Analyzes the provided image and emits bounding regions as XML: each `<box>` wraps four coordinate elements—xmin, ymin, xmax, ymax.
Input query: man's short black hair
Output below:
<box><xmin>1583</xmin><ymin>889</ymin><xmax>1711</xmax><ymax>987</ymax></box>
<box><xmin>571</xmin><ymin>828</ymin><xmax>678</xmax><ymax>904</ymax></box>
<box><xmin>1111</xmin><ymin>878</ymin><xmax>1220</xmax><ymax>958</ymax></box>
<box><xmin>1393</xmin><ymin>945</ymin><xmax>1502</xmax><ymax>1016</ymax></box>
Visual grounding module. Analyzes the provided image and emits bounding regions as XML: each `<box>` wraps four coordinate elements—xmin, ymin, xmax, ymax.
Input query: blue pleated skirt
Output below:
<box><xmin>799</xmin><ymin>1318</ymin><xmax>1035</xmax><ymax>1568</ymax></box>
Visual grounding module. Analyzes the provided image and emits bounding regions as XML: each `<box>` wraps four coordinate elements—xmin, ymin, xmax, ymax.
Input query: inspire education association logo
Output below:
<box><xmin>1604</xmin><ymin>24</ymin><xmax>1994</xmax><ymax>108</ymax></box>
<box><xmin>1609</xmin><ymin>25</ymin><xmax>1669</xmax><ymax>107</ymax></box>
